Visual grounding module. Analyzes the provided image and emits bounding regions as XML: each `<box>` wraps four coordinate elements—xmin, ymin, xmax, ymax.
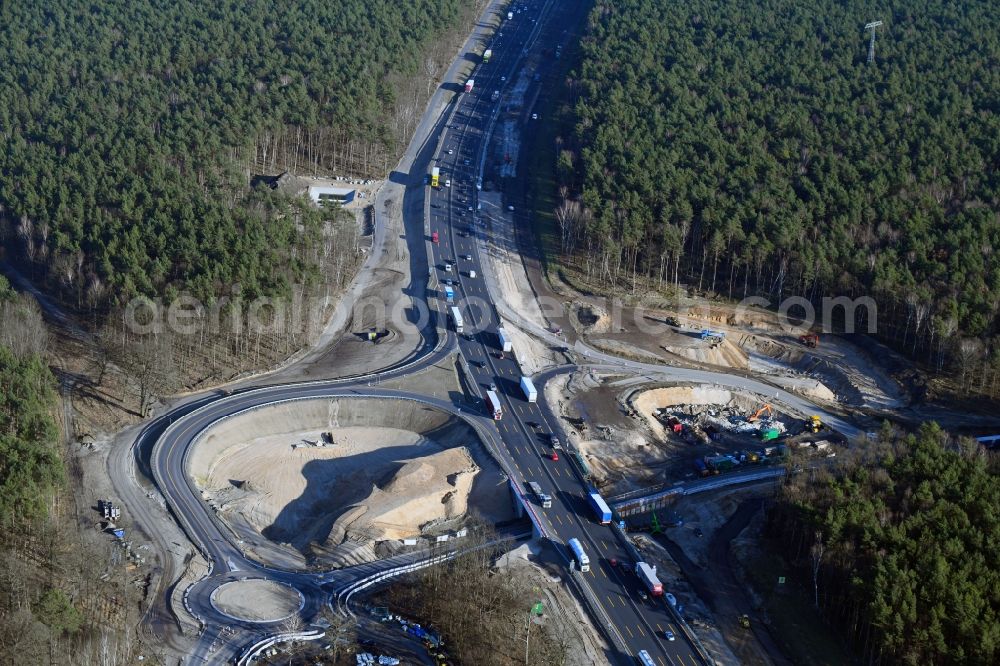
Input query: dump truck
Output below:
<box><xmin>527</xmin><ymin>481</ymin><xmax>551</xmax><ymax>508</ymax></box>
<box><xmin>507</xmin><ymin>11</ymin><xmax>514</xmax><ymax>20</ymax></box>
<box><xmin>700</xmin><ymin>329</ymin><xmax>725</xmax><ymax>341</ymax></box>
<box><xmin>636</xmin><ymin>562</ymin><xmax>664</xmax><ymax>596</ymax></box>
<box><xmin>587</xmin><ymin>491</ymin><xmax>612</xmax><ymax>524</ymax></box>
<box><xmin>431</xmin><ymin>166</ymin><xmax>440</xmax><ymax>188</ymax></box>
<box><xmin>486</xmin><ymin>390</ymin><xmax>502</xmax><ymax>420</ymax></box>
<box><xmin>464</xmin><ymin>79</ymin><xmax>475</xmax><ymax>93</ymax></box>
<box><xmin>497</xmin><ymin>327</ymin><xmax>513</xmax><ymax>352</ymax></box>
<box><xmin>520</xmin><ymin>376</ymin><xmax>537</xmax><ymax>403</ymax></box>
<box><xmin>799</xmin><ymin>333</ymin><xmax>819</xmax><ymax>347</ymax></box>
<box><xmin>482</xmin><ymin>48</ymin><xmax>492</xmax><ymax>63</ymax></box>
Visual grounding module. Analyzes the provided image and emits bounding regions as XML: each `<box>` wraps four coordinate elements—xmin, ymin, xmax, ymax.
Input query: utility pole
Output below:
<box><xmin>865</xmin><ymin>21</ymin><xmax>883</xmax><ymax>64</ymax></box>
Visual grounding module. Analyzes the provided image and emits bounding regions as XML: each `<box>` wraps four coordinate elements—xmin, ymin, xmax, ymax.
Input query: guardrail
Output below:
<box><xmin>236</xmin><ymin>629</ymin><xmax>325</xmax><ymax>666</ymax></box>
<box><xmin>336</xmin><ymin>530</ymin><xmax>530</xmax><ymax>615</ymax></box>
<box><xmin>611</xmin><ymin>468</ymin><xmax>786</xmax><ymax>516</ymax></box>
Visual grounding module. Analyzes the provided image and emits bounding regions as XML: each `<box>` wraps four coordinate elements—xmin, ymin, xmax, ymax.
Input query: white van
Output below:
<box><xmin>469</xmin><ymin>270</ymin><xmax>477</xmax><ymax>278</ymax></box>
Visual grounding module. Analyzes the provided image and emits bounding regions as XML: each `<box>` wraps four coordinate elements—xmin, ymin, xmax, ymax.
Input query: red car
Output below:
<box><xmin>496</xmin><ymin>351</ymin><xmax>505</xmax><ymax>360</ymax></box>
<box><xmin>550</xmin><ymin>451</ymin><xmax>559</xmax><ymax>461</ymax></box>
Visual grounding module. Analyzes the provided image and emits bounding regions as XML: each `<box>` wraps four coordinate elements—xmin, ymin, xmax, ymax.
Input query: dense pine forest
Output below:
<box><xmin>770</xmin><ymin>424</ymin><xmax>1000</xmax><ymax>664</ymax></box>
<box><xmin>558</xmin><ymin>0</ymin><xmax>1000</xmax><ymax>383</ymax></box>
<box><xmin>0</xmin><ymin>0</ymin><xmax>470</xmax><ymax>306</ymax></box>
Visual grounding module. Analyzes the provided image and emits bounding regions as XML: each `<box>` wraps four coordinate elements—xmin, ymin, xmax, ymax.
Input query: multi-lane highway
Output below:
<box><xmin>421</xmin><ymin>3</ymin><xmax>704</xmax><ymax>663</ymax></box>
<box><xmin>128</xmin><ymin>1</ymin><xmax>862</xmax><ymax>664</ymax></box>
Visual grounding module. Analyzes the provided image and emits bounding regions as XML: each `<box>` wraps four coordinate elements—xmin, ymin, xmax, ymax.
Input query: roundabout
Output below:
<box><xmin>210</xmin><ymin>579</ymin><xmax>304</xmax><ymax>623</ymax></box>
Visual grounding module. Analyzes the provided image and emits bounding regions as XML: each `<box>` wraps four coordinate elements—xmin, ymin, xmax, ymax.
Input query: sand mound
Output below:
<box><xmin>660</xmin><ymin>337</ymin><xmax>748</xmax><ymax>368</ymax></box>
<box><xmin>201</xmin><ymin>426</ymin><xmax>479</xmax><ymax>549</ymax></box>
<box><xmin>188</xmin><ymin>397</ymin><xmax>503</xmax><ymax>568</ymax></box>
<box><xmin>360</xmin><ymin>449</ymin><xmax>478</xmax><ymax>539</ymax></box>
<box><xmin>573</xmin><ymin>303</ymin><xmax>610</xmax><ymax>334</ymax></box>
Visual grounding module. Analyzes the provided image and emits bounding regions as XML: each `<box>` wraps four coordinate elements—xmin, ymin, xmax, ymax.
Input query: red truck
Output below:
<box><xmin>432</xmin><ymin>231</ymin><xmax>439</xmax><ymax>244</ymax></box>
<box><xmin>636</xmin><ymin>561</ymin><xmax>663</xmax><ymax>596</ymax></box>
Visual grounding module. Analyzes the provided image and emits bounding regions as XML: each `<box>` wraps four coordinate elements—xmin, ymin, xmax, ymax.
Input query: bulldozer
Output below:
<box><xmin>807</xmin><ymin>415</ymin><xmax>823</xmax><ymax>433</ymax></box>
<box><xmin>799</xmin><ymin>333</ymin><xmax>820</xmax><ymax>347</ymax></box>
<box><xmin>748</xmin><ymin>404</ymin><xmax>773</xmax><ymax>422</ymax></box>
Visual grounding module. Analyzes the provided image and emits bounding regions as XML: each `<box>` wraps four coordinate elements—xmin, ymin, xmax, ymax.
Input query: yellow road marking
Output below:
<box><xmin>606</xmin><ymin>595</ymin><xmax>615</xmax><ymax>608</ymax></box>
<box><xmin>657</xmin><ymin>623</ymin><xmax>664</xmax><ymax>633</ymax></box>
<box><xmin>638</xmin><ymin>625</ymin><xmax>646</xmax><ymax>637</ymax></box>
<box><xmin>555</xmin><ymin>514</ymin><xmax>563</xmax><ymax>525</ymax></box>
<box><xmin>625</xmin><ymin>625</ymin><xmax>634</xmax><ymax>639</ymax></box>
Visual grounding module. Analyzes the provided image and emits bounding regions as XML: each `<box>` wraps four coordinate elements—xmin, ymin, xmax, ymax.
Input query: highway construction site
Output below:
<box><xmin>546</xmin><ymin>373</ymin><xmax>843</xmax><ymax>496</ymax></box>
<box><xmin>188</xmin><ymin>397</ymin><xmax>514</xmax><ymax>570</ymax></box>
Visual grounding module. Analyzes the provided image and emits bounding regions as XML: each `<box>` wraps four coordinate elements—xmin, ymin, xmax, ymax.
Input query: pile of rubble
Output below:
<box><xmin>653</xmin><ymin>404</ymin><xmax>787</xmax><ymax>444</ymax></box>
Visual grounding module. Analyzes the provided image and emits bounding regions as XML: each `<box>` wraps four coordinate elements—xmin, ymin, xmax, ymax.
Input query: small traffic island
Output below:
<box><xmin>210</xmin><ymin>579</ymin><xmax>304</xmax><ymax>623</ymax></box>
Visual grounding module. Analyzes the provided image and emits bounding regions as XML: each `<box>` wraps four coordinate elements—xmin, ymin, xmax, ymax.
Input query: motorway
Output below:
<box><xmin>422</xmin><ymin>2</ymin><xmax>703</xmax><ymax>663</ymax></box>
<box><xmin>133</xmin><ymin>0</ymin><xmax>862</xmax><ymax>664</ymax></box>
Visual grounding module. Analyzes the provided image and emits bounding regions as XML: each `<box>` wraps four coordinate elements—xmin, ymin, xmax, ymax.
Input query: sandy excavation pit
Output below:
<box><xmin>188</xmin><ymin>398</ymin><xmax>512</xmax><ymax>569</ymax></box>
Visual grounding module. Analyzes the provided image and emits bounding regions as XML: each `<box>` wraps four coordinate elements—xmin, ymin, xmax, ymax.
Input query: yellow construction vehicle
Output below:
<box><xmin>807</xmin><ymin>415</ymin><xmax>823</xmax><ymax>433</ymax></box>
<box><xmin>748</xmin><ymin>404</ymin><xmax>773</xmax><ymax>422</ymax></box>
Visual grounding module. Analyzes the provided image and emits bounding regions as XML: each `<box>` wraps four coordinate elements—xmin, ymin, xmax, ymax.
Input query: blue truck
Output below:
<box><xmin>444</xmin><ymin>286</ymin><xmax>455</xmax><ymax>303</ymax></box>
<box><xmin>587</xmin><ymin>491</ymin><xmax>612</xmax><ymax>524</ymax></box>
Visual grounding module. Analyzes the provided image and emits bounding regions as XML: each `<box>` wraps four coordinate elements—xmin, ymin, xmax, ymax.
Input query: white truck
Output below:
<box><xmin>449</xmin><ymin>306</ymin><xmax>463</xmax><ymax>333</ymax></box>
<box><xmin>567</xmin><ymin>538</ymin><xmax>589</xmax><ymax>572</ymax></box>
<box><xmin>636</xmin><ymin>561</ymin><xmax>664</xmax><ymax>596</ymax></box>
<box><xmin>526</xmin><ymin>481</ymin><xmax>551</xmax><ymax>508</ymax></box>
<box><xmin>497</xmin><ymin>327</ymin><xmax>513</xmax><ymax>352</ymax></box>
<box><xmin>520</xmin><ymin>376</ymin><xmax>537</xmax><ymax>403</ymax></box>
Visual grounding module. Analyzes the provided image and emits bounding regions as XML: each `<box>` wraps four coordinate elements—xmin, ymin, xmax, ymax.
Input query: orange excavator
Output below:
<box><xmin>748</xmin><ymin>404</ymin><xmax>773</xmax><ymax>422</ymax></box>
